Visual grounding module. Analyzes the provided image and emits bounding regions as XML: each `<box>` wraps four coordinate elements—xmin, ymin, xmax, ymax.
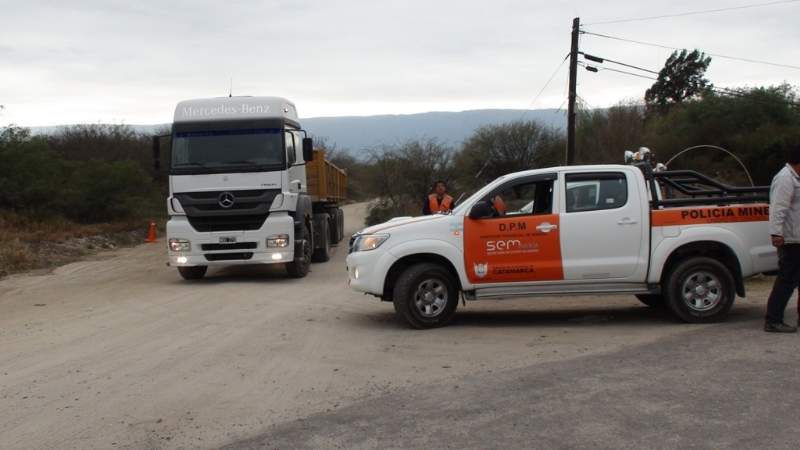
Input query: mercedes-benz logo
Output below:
<box><xmin>218</xmin><ymin>191</ymin><xmax>235</xmax><ymax>208</ymax></box>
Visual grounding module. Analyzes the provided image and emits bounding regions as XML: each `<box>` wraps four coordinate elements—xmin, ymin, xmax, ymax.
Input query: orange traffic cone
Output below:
<box><xmin>146</xmin><ymin>220</ymin><xmax>158</xmax><ymax>243</ymax></box>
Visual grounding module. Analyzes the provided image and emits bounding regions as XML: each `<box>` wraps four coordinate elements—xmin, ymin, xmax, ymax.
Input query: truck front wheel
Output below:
<box><xmin>664</xmin><ymin>257</ymin><xmax>735</xmax><ymax>323</ymax></box>
<box><xmin>178</xmin><ymin>266</ymin><xmax>207</xmax><ymax>280</ymax></box>
<box><xmin>392</xmin><ymin>263</ymin><xmax>458</xmax><ymax>329</ymax></box>
<box><xmin>286</xmin><ymin>225</ymin><xmax>312</xmax><ymax>278</ymax></box>
<box><xmin>312</xmin><ymin>214</ymin><xmax>330</xmax><ymax>263</ymax></box>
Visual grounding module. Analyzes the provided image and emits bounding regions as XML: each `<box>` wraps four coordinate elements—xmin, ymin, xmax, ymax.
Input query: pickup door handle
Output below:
<box><xmin>617</xmin><ymin>217</ymin><xmax>638</xmax><ymax>226</ymax></box>
<box><xmin>536</xmin><ymin>222</ymin><xmax>558</xmax><ymax>233</ymax></box>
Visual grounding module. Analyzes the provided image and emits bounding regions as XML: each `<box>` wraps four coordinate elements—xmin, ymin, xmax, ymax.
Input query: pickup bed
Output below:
<box><xmin>346</xmin><ymin>163</ymin><xmax>777</xmax><ymax>328</ymax></box>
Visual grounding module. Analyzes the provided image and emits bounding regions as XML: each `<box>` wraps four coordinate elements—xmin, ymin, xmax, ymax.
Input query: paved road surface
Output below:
<box><xmin>0</xmin><ymin>203</ymin><xmax>796</xmax><ymax>449</ymax></box>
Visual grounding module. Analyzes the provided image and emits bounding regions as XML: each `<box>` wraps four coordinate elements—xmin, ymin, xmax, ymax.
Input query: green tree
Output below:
<box><xmin>576</xmin><ymin>102</ymin><xmax>646</xmax><ymax>164</ymax></box>
<box><xmin>645</xmin><ymin>49</ymin><xmax>712</xmax><ymax>114</ymax></box>
<box><xmin>453</xmin><ymin>120</ymin><xmax>562</xmax><ymax>192</ymax></box>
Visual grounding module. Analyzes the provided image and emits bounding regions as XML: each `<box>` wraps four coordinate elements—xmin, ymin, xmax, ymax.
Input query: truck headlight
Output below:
<box><xmin>169</xmin><ymin>238</ymin><xmax>191</xmax><ymax>252</ymax></box>
<box><xmin>353</xmin><ymin>234</ymin><xmax>389</xmax><ymax>252</ymax></box>
<box><xmin>267</xmin><ymin>234</ymin><xmax>290</xmax><ymax>248</ymax></box>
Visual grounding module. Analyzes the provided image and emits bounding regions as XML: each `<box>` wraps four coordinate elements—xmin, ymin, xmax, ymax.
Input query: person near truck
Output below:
<box><xmin>423</xmin><ymin>180</ymin><xmax>453</xmax><ymax>215</ymax></box>
<box><xmin>764</xmin><ymin>144</ymin><xmax>800</xmax><ymax>333</ymax></box>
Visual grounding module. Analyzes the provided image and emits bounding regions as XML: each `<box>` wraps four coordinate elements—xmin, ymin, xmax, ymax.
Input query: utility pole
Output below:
<box><xmin>566</xmin><ymin>17</ymin><xmax>580</xmax><ymax>165</ymax></box>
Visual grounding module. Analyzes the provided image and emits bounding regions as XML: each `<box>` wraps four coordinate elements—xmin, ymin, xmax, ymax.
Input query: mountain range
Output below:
<box><xmin>29</xmin><ymin>108</ymin><xmax>566</xmax><ymax>156</ymax></box>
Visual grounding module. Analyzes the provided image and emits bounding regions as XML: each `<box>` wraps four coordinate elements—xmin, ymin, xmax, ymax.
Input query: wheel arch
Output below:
<box><xmin>659</xmin><ymin>240</ymin><xmax>745</xmax><ymax>297</ymax></box>
<box><xmin>382</xmin><ymin>253</ymin><xmax>463</xmax><ymax>302</ymax></box>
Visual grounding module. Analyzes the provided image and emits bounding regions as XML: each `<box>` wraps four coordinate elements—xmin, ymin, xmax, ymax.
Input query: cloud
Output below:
<box><xmin>1</xmin><ymin>0</ymin><xmax>798</xmax><ymax>126</ymax></box>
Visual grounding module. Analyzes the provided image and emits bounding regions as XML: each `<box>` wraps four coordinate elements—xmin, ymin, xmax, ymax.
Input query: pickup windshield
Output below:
<box><xmin>171</xmin><ymin>128</ymin><xmax>284</xmax><ymax>173</ymax></box>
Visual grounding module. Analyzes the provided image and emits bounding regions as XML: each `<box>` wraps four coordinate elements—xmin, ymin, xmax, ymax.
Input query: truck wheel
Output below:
<box><xmin>178</xmin><ymin>266</ymin><xmax>207</xmax><ymax>280</ymax></box>
<box><xmin>336</xmin><ymin>208</ymin><xmax>344</xmax><ymax>243</ymax></box>
<box><xmin>312</xmin><ymin>215</ymin><xmax>330</xmax><ymax>262</ymax></box>
<box><xmin>664</xmin><ymin>257</ymin><xmax>735</xmax><ymax>323</ymax></box>
<box><xmin>286</xmin><ymin>225</ymin><xmax>312</xmax><ymax>278</ymax></box>
<box><xmin>635</xmin><ymin>294</ymin><xmax>664</xmax><ymax>307</ymax></box>
<box><xmin>392</xmin><ymin>263</ymin><xmax>458</xmax><ymax>329</ymax></box>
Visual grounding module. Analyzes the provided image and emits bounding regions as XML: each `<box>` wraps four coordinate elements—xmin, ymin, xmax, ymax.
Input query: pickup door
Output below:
<box><xmin>463</xmin><ymin>173</ymin><xmax>564</xmax><ymax>284</ymax></box>
<box><xmin>558</xmin><ymin>170</ymin><xmax>649</xmax><ymax>281</ymax></box>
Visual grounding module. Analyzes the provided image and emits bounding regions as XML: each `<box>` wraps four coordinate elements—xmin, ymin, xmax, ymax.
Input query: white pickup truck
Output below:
<box><xmin>346</xmin><ymin>154</ymin><xmax>776</xmax><ymax>328</ymax></box>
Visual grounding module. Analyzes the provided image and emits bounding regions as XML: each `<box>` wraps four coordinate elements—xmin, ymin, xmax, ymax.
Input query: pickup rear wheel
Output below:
<box><xmin>392</xmin><ymin>263</ymin><xmax>458</xmax><ymax>329</ymax></box>
<box><xmin>664</xmin><ymin>257</ymin><xmax>735</xmax><ymax>323</ymax></box>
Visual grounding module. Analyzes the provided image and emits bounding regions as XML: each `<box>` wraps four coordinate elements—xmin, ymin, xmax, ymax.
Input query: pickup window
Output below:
<box><xmin>484</xmin><ymin>179</ymin><xmax>554</xmax><ymax>217</ymax></box>
<box><xmin>565</xmin><ymin>173</ymin><xmax>627</xmax><ymax>212</ymax></box>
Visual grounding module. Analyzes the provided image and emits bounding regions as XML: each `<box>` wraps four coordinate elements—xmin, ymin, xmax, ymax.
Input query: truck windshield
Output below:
<box><xmin>171</xmin><ymin>128</ymin><xmax>285</xmax><ymax>173</ymax></box>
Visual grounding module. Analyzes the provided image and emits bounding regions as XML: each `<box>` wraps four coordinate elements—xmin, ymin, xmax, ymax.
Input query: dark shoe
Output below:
<box><xmin>764</xmin><ymin>322</ymin><xmax>798</xmax><ymax>333</ymax></box>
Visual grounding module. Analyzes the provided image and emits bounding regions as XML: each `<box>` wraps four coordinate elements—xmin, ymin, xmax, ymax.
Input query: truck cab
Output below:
<box><xmin>346</xmin><ymin>162</ymin><xmax>776</xmax><ymax>328</ymax></box>
<box><xmin>157</xmin><ymin>96</ymin><xmax>345</xmax><ymax>280</ymax></box>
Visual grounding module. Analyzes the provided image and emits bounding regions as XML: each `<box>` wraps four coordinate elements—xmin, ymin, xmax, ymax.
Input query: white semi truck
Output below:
<box><xmin>154</xmin><ymin>96</ymin><xmax>346</xmax><ymax>280</ymax></box>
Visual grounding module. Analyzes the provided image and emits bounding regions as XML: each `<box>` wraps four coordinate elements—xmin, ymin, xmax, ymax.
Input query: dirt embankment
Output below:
<box><xmin>0</xmin><ymin>212</ymin><xmax>155</xmax><ymax>278</ymax></box>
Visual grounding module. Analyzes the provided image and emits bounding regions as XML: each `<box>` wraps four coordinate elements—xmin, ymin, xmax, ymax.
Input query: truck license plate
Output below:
<box><xmin>219</xmin><ymin>236</ymin><xmax>237</xmax><ymax>243</ymax></box>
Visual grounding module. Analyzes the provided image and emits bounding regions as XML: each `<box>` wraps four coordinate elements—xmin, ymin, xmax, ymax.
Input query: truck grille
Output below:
<box><xmin>204</xmin><ymin>252</ymin><xmax>254</xmax><ymax>261</ymax></box>
<box><xmin>174</xmin><ymin>189</ymin><xmax>279</xmax><ymax>233</ymax></box>
<box><xmin>200</xmin><ymin>242</ymin><xmax>258</xmax><ymax>251</ymax></box>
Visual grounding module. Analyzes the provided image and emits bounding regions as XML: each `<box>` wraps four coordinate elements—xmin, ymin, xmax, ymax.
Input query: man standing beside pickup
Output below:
<box><xmin>765</xmin><ymin>145</ymin><xmax>800</xmax><ymax>333</ymax></box>
<box><xmin>423</xmin><ymin>180</ymin><xmax>453</xmax><ymax>215</ymax></box>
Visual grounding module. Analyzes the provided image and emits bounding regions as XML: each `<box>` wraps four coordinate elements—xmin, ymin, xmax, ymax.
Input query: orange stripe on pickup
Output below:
<box><xmin>651</xmin><ymin>204</ymin><xmax>769</xmax><ymax>227</ymax></box>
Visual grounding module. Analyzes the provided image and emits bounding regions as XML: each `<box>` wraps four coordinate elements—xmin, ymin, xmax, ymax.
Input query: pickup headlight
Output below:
<box><xmin>267</xmin><ymin>234</ymin><xmax>290</xmax><ymax>248</ymax></box>
<box><xmin>169</xmin><ymin>238</ymin><xmax>191</xmax><ymax>252</ymax></box>
<box><xmin>352</xmin><ymin>233</ymin><xmax>389</xmax><ymax>252</ymax></box>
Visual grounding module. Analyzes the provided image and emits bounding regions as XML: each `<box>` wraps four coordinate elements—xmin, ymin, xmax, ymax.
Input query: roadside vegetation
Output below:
<box><xmin>0</xmin><ymin>124</ymin><xmax>164</xmax><ymax>277</ymax></box>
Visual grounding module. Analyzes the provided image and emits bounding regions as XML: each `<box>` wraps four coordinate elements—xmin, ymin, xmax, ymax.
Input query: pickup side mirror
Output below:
<box><xmin>302</xmin><ymin>137</ymin><xmax>314</xmax><ymax>162</ymax></box>
<box><xmin>468</xmin><ymin>200</ymin><xmax>494</xmax><ymax>220</ymax></box>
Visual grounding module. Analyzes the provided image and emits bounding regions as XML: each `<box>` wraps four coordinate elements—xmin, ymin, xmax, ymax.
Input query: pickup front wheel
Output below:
<box><xmin>664</xmin><ymin>257</ymin><xmax>735</xmax><ymax>323</ymax></box>
<box><xmin>392</xmin><ymin>263</ymin><xmax>458</xmax><ymax>329</ymax></box>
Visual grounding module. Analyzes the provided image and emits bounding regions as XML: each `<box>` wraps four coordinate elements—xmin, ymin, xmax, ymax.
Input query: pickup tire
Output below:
<box><xmin>178</xmin><ymin>266</ymin><xmax>207</xmax><ymax>280</ymax></box>
<box><xmin>664</xmin><ymin>257</ymin><xmax>736</xmax><ymax>323</ymax></box>
<box><xmin>286</xmin><ymin>224</ymin><xmax>312</xmax><ymax>278</ymax></box>
<box><xmin>392</xmin><ymin>263</ymin><xmax>458</xmax><ymax>329</ymax></box>
<box><xmin>635</xmin><ymin>294</ymin><xmax>664</xmax><ymax>308</ymax></box>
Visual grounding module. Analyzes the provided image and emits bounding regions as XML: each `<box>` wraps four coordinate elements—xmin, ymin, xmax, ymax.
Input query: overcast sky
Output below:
<box><xmin>1</xmin><ymin>0</ymin><xmax>798</xmax><ymax>126</ymax></box>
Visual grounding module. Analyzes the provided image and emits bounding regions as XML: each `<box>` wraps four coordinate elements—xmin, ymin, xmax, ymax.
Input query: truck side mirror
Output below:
<box><xmin>152</xmin><ymin>134</ymin><xmax>171</xmax><ymax>179</ymax></box>
<box><xmin>468</xmin><ymin>201</ymin><xmax>494</xmax><ymax>220</ymax></box>
<box><xmin>302</xmin><ymin>137</ymin><xmax>314</xmax><ymax>162</ymax></box>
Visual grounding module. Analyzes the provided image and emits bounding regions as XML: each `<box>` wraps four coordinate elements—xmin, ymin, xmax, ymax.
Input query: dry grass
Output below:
<box><xmin>0</xmin><ymin>211</ymin><xmax>159</xmax><ymax>278</ymax></box>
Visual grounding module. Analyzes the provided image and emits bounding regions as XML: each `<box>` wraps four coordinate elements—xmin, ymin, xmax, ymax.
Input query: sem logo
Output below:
<box><xmin>487</xmin><ymin>239</ymin><xmax>522</xmax><ymax>252</ymax></box>
<box><xmin>474</xmin><ymin>262</ymin><xmax>489</xmax><ymax>278</ymax></box>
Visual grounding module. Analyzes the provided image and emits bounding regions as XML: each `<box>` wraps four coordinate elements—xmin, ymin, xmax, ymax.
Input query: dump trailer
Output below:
<box><xmin>154</xmin><ymin>96</ymin><xmax>347</xmax><ymax>280</ymax></box>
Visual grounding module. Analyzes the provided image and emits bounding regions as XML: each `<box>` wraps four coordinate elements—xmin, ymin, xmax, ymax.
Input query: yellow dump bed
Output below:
<box><xmin>306</xmin><ymin>149</ymin><xmax>347</xmax><ymax>203</ymax></box>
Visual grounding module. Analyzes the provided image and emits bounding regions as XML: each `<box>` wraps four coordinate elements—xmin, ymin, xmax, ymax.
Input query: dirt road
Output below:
<box><xmin>0</xmin><ymin>203</ymin><xmax>790</xmax><ymax>449</ymax></box>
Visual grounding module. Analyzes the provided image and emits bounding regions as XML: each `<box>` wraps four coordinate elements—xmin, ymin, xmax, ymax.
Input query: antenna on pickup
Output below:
<box><xmin>229</xmin><ymin>78</ymin><xmax>233</xmax><ymax>97</ymax></box>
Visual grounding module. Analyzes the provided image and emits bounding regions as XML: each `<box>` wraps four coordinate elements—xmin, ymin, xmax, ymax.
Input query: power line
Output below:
<box><xmin>583</xmin><ymin>62</ymin><xmax>800</xmax><ymax>106</ymax></box>
<box><xmin>519</xmin><ymin>53</ymin><xmax>570</xmax><ymax>121</ymax></box>
<box><xmin>581</xmin><ymin>52</ymin><xmax>660</xmax><ymax>74</ymax></box>
<box><xmin>581</xmin><ymin>30</ymin><xmax>800</xmax><ymax>70</ymax></box>
<box><xmin>583</xmin><ymin>0</ymin><xmax>800</xmax><ymax>26</ymax></box>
